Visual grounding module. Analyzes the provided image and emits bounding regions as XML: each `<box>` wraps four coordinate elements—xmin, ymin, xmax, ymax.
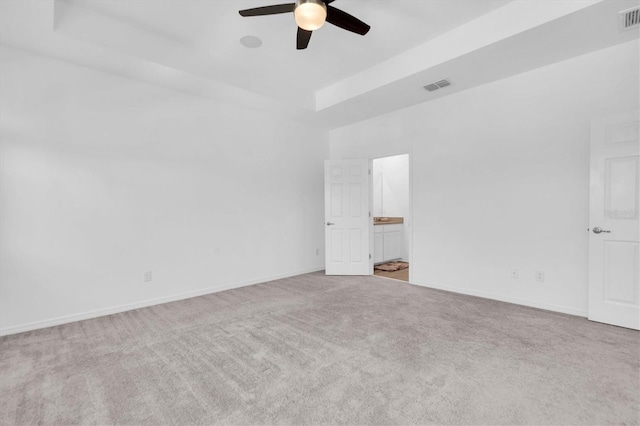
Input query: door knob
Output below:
<box><xmin>326</xmin><ymin>222</ymin><xmax>335</xmax><ymax>226</ymax></box>
<box><xmin>592</xmin><ymin>226</ymin><xmax>611</xmax><ymax>234</ymax></box>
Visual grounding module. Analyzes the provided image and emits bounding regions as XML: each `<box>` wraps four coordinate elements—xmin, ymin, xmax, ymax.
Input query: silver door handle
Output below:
<box><xmin>326</xmin><ymin>222</ymin><xmax>335</xmax><ymax>226</ymax></box>
<box><xmin>592</xmin><ymin>227</ymin><xmax>611</xmax><ymax>234</ymax></box>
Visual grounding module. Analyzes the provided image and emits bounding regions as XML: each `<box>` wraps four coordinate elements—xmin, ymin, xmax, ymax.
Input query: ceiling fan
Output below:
<box><xmin>239</xmin><ymin>0</ymin><xmax>371</xmax><ymax>50</ymax></box>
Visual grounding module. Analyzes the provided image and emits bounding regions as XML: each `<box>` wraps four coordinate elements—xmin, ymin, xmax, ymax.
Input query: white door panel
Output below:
<box><xmin>373</xmin><ymin>231</ymin><xmax>384</xmax><ymax>264</ymax></box>
<box><xmin>588</xmin><ymin>110</ymin><xmax>640</xmax><ymax>330</ymax></box>
<box><xmin>325</xmin><ymin>160</ymin><xmax>372</xmax><ymax>275</ymax></box>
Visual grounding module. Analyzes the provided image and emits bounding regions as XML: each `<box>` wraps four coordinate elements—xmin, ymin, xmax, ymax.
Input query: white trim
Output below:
<box><xmin>408</xmin><ymin>146</ymin><xmax>414</xmax><ymax>285</ymax></box>
<box><xmin>0</xmin><ymin>267</ymin><xmax>324</xmax><ymax>336</ymax></box>
<box><xmin>410</xmin><ymin>279</ymin><xmax>588</xmax><ymax>318</ymax></box>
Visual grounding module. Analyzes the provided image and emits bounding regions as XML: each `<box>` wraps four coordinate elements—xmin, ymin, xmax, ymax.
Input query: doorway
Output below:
<box><xmin>371</xmin><ymin>154</ymin><xmax>411</xmax><ymax>282</ymax></box>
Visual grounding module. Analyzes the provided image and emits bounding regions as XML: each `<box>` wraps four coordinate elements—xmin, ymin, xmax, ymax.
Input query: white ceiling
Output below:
<box><xmin>59</xmin><ymin>0</ymin><xmax>512</xmax><ymax>102</ymax></box>
<box><xmin>1</xmin><ymin>0</ymin><xmax>638</xmax><ymax>128</ymax></box>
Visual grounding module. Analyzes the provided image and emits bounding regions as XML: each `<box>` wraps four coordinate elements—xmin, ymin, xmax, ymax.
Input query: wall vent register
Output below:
<box><xmin>424</xmin><ymin>79</ymin><xmax>452</xmax><ymax>92</ymax></box>
<box><xmin>620</xmin><ymin>6</ymin><xmax>640</xmax><ymax>30</ymax></box>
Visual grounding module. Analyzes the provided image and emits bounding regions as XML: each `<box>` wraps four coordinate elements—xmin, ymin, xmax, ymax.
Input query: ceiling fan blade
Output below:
<box><xmin>239</xmin><ymin>3</ymin><xmax>295</xmax><ymax>17</ymax></box>
<box><xmin>323</xmin><ymin>0</ymin><xmax>336</xmax><ymax>3</ymax></box>
<box><xmin>297</xmin><ymin>27</ymin><xmax>312</xmax><ymax>50</ymax></box>
<box><xmin>326</xmin><ymin>5</ymin><xmax>370</xmax><ymax>35</ymax></box>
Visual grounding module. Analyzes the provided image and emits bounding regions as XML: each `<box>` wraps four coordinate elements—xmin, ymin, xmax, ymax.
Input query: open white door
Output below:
<box><xmin>588</xmin><ymin>110</ymin><xmax>640</xmax><ymax>330</ymax></box>
<box><xmin>324</xmin><ymin>159</ymin><xmax>372</xmax><ymax>275</ymax></box>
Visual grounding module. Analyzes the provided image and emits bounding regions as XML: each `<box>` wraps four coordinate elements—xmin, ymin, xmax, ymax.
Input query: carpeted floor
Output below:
<box><xmin>1</xmin><ymin>272</ymin><xmax>638</xmax><ymax>425</ymax></box>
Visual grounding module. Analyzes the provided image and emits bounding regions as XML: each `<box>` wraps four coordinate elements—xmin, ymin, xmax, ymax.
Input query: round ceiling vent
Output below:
<box><xmin>240</xmin><ymin>35</ymin><xmax>263</xmax><ymax>48</ymax></box>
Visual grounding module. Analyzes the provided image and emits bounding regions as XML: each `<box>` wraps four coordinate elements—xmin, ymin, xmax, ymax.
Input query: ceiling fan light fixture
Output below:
<box><xmin>294</xmin><ymin>0</ymin><xmax>327</xmax><ymax>31</ymax></box>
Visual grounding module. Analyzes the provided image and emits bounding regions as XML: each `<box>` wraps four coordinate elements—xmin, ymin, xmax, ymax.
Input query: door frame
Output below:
<box><xmin>370</xmin><ymin>151</ymin><xmax>413</xmax><ymax>283</ymax></box>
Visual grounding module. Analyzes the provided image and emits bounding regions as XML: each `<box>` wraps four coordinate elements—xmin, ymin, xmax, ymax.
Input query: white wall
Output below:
<box><xmin>331</xmin><ymin>40</ymin><xmax>640</xmax><ymax>316</ymax></box>
<box><xmin>372</xmin><ymin>154</ymin><xmax>410</xmax><ymax>260</ymax></box>
<box><xmin>0</xmin><ymin>47</ymin><xmax>328</xmax><ymax>334</ymax></box>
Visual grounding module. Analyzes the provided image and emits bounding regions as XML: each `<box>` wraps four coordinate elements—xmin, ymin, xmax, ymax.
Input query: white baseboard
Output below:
<box><xmin>410</xmin><ymin>279</ymin><xmax>588</xmax><ymax>318</ymax></box>
<box><xmin>0</xmin><ymin>267</ymin><xmax>324</xmax><ymax>336</ymax></box>
<box><xmin>2</xmin><ymin>271</ymin><xmax>587</xmax><ymax>336</ymax></box>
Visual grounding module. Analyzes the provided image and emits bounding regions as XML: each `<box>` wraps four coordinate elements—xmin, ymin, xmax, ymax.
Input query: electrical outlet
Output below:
<box><xmin>144</xmin><ymin>270</ymin><xmax>152</xmax><ymax>282</ymax></box>
<box><xmin>536</xmin><ymin>271</ymin><xmax>545</xmax><ymax>282</ymax></box>
<box><xmin>511</xmin><ymin>269</ymin><xmax>519</xmax><ymax>279</ymax></box>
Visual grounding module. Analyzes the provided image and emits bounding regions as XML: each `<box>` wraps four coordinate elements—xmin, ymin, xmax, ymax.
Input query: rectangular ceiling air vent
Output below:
<box><xmin>620</xmin><ymin>7</ymin><xmax>640</xmax><ymax>30</ymax></box>
<box><xmin>424</xmin><ymin>79</ymin><xmax>452</xmax><ymax>92</ymax></box>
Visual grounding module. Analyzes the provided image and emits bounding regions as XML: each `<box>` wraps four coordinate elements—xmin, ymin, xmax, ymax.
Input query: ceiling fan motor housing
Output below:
<box><xmin>294</xmin><ymin>0</ymin><xmax>328</xmax><ymax>31</ymax></box>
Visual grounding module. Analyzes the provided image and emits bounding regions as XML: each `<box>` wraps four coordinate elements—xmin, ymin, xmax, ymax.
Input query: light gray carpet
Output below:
<box><xmin>1</xmin><ymin>272</ymin><xmax>638</xmax><ymax>425</ymax></box>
